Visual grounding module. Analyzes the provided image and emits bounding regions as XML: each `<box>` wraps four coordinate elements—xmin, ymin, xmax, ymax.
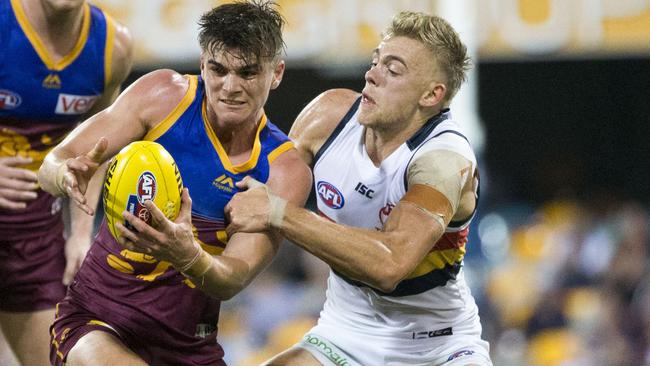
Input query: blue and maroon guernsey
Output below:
<box><xmin>55</xmin><ymin>75</ymin><xmax>293</xmax><ymax>364</ymax></box>
<box><xmin>0</xmin><ymin>0</ymin><xmax>115</xmax><ymax>235</ymax></box>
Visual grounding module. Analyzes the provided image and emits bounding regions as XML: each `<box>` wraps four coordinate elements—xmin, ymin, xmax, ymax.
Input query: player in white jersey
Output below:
<box><xmin>226</xmin><ymin>11</ymin><xmax>492</xmax><ymax>366</ymax></box>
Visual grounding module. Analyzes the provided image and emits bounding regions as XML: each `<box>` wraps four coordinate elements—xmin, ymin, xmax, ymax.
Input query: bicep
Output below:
<box><xmin>266</xmin><ymin>149</ymin><xmax>312</xmax><ymax>207</ymax></box>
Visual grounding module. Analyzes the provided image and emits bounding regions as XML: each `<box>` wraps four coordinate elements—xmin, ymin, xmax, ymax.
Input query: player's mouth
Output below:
<box><xmin>220</xmin><ymin>99</ymin><xmax>246</xmax><ymax>106</ymax></box>
<box><xmin>361</xmin><ymin>91</ymin><xmax>375</xmax><ymax>105</ymax></box>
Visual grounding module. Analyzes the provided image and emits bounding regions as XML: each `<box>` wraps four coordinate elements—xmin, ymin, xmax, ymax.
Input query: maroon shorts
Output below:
<box><xmin>0</xmin><ymin>220</ymin><xmax>66</xmax><ymax>311</ymax></box>
<box><xmin>51</xmin><ymin>294</ymin><xmax>227</xmax><ymax>366</ymax></box>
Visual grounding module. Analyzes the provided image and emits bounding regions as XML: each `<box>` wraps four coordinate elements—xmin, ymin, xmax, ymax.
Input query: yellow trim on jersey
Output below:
<box><xmin>202</xmin><ymin>102</ymin><xmax>267</xmax><ymax>174</ymax></box>
<box><xmin>103</xmin><ymin>12</ymin><xmax>116</xmax><ymax>88</ymax></box>
<box><xmin>87</xmin><ymin>320</ymin><xmax>111</xmax><ymax>328</ymax></box>
<box><xmin>267</xmin><ymin>141</ymin><xmax>294</xmax><ymax>164</ymax></box>
<box><xmin>11</xmin><ymin>0</ymin><xmax>91</xmax><ymax>71</ymax></box>
<box><xmin>406</xmin><ymin>247</ymin><xmax>466</xmax><ymax>279</ymax></box>
<box><xmin>144</xmin><ymin>75</ymin><xmax>198</xmax><ymax>141</ymax></box>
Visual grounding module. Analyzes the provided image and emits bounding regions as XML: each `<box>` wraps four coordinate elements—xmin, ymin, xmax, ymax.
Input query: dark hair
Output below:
<box><xmin>198</xmin><ymin>0</ymin><xmax>285</xmax><ymax>65</ymax></box>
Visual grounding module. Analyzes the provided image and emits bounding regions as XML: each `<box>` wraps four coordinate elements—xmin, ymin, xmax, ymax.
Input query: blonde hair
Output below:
<box><xmin>384</xmin><ymin>11</ymin><xmax>471</xmax><ymax>103</ymax></box>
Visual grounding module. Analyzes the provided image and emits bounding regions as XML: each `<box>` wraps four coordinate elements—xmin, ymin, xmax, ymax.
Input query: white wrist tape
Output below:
<box><xmin>268</xmin><ymin>193</ymin><xmax>287</xmax><ymax>228</ymax></box>
<box><xmin>245</xmin><ymin>177</ymin><xmax>287</xmax><ymax>229</ymax></box>
<box><xmin>54</xmin><ymin>161</ymin><xmax>69</xmax><ymax>197</ymax></box>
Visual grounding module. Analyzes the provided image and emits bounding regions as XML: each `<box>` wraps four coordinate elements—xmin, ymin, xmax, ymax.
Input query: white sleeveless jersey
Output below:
<box><xmin>312</xmin><ymin>98</ymin><xmax>483</xmax><ymax>351</ymax></box>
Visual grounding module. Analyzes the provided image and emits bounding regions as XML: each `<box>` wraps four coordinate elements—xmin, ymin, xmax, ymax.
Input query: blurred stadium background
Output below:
<box><xmin>3</xmin><ymin>0</ymin><xmax>650</xmax><ymax>365</ymax></box>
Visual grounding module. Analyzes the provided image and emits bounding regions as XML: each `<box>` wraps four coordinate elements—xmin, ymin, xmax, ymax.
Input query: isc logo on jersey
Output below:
<box><xmin>55</xmin><ymin>93</ymin><xmax>98</xmax><ymax>115</ymax></box>
<box><xmin>103</xmin><ymin>141</ymin><xmax>183</xmax><ymax>240</ymax></box>
<box><xmin>317</xmin><ymin>181</ymin><xmax>344</xmax><ymax>209</ymax></box>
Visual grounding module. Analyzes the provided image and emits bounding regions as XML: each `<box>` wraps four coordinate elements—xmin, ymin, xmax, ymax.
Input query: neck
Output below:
<box><xmin>364</xmin><ymin>108</ymin><xmax>440</xmax><ymax>165</ymax></box>
<box><xmin>22</xmin><ymin>0</ymin><xmax>85</xmax><ymax>54</ymax></box>
<box><xmin>205</xmin><ymin>107</ymin><xmax>263</xmax><ymax>159</ymax></box>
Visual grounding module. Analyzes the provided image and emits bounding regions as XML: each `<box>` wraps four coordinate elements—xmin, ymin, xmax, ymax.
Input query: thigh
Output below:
<box><xmin>0</xmin><ymin>309</ymin><xmax>53</xmax><ymax>366</ymax></box>
<box><xmin>263</xmin><ymin>346</ymin><xmax>323</xmax><ymax>366</ymax></box>
<box><xmin>66</xmin><ymin>330</ymin><xmax>147</xmax><ymax>366</ymax></box>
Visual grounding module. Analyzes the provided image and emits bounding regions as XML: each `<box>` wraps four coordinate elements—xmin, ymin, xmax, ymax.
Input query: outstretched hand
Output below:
<box><xmin>115</xmin><ymin>188</ymin><xmax>199</xmax><ymax>269</ymax></box>
<box><xmin>0</xmin><ymin>156</ymin><xmax>39</xmax><ymax>210</ymax></box>
<box><xmin>61</xmin><ymin>137</ymin><xmax>108</xmax><ymax>215</ymax></box>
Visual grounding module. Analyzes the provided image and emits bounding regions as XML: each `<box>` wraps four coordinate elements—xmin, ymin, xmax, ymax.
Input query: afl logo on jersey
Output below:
<box><xmin>137</xmin><ymin>172</ymin><xmax>157</xmax><ymax>204</ymax></box>
<box><xmin>0</xmin><ymin>89</ymin><xmax>22</xmax><ymax>110</ymax></box>
<box><xmin>317</xmin><ymin>181</ymin><xmax>345</xmax><ymax>209</ymax></box>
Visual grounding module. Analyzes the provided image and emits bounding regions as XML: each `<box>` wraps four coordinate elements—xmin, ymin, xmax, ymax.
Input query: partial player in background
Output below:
<box><xmin>0</xmin><ymin>0</ymin><xmax>132</xmax><ymax>364</ymax></box>
<box><xmin>226</xmin><ymin>11</ymin><xmax>492</xmax><ymax>366</ymax></box>
<box><xmin>38</xmin><ymin>1</ymin><xmax>311</xmax><ymax>365</ymax></box>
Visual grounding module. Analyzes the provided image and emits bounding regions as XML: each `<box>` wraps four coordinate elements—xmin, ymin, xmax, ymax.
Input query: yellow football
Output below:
<box><xmin>103</xmin><ymin>141</ymin><xmax>183</xmax><ymax>240</ymax></box>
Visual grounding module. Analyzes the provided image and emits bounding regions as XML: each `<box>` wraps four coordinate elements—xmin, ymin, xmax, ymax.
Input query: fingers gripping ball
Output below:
<box><xmin>103</xmin><ymin>141</ymin><xmax>183</xmax><ymax>240</ymax></box>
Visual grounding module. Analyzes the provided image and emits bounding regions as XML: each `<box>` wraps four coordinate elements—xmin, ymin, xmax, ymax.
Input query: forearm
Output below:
<box><xmin>278</xmin><ymin>205</ymin><xmax>406</xmax><ymax>291</ymax></box>
<box><xmin>186</xmin><ymin>253</ymin><xmax>251</xmax><ymax>300</ymax></box>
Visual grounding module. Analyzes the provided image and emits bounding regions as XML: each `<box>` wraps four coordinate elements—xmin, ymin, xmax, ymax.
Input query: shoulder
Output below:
<box><xmin>289</xmin><ymin>88</ymin><xmax>360</xmax><ymax>165</ymax></box>
<box><xmin>106</xmin><ymin>16</ymin><xmax>134</xmax><ymax>86</ymax></box>
<box><xmin>115</xmin><ymin>70</ymin><xmax>192</xmax><ymax>128</ymax></box>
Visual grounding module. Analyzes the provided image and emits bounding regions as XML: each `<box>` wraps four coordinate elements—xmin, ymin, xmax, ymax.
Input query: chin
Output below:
<box><xmin>357</xmin><ymin>110</ymin><xmax>376</xmax><ymax>127</ymax></box>
<box><xmin>44</xmin><ymin>0</ymin><xmax>85</xmax><ymax>11</ymax></box>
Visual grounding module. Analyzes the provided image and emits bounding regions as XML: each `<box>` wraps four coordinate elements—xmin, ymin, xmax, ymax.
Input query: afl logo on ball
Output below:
<box><xmin>137</xmin><ymin>172</ymin><xmax>156</xmax><ymax>203</ymax></box>
<box><xmin>317</xmin><ymin>181</ymin><xmax>344</xmax><ymax>209</ymax></box>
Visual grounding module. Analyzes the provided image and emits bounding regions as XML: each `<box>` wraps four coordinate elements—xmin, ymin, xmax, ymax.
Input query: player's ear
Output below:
<box><xmin>199</xmin><ymin>53</ymin><xmax>206</xmax><ymax>75</ymax></box>
<box><xmin>271</xmin><ymin>60</ymin><xmax>285</xmax><ymax>90</ymax></box>
<box><xmin>420</xmin><ymin>81</ymin><xmax>446</xmax><ymax>108</ymax></box>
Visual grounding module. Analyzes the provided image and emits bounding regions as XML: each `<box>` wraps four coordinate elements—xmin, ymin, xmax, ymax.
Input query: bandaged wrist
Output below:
<box><xmin>54</xmin><ymin>161</ymin><xmax>69</xmax><ymax>196</ymax></box>
<box><xmin>268</xmin><ymin>193</ymin><xmax>287</xmax><ymax>228</ymax></box>
<box><xmin>180</xmin><ymin>249</ymin><xmax>213</xmax><ymax>278</ymax></box>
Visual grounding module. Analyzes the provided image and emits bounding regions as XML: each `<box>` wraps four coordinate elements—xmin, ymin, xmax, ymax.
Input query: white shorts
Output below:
<box><xmin>295</xmin><ymin>330</ymin><xmax>492</xmax><ymax>366</ymax></box>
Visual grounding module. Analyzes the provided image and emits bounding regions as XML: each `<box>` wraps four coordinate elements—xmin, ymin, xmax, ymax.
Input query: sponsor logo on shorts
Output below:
<box><xmin>195</xmin><ymin>323</ymin><xmax>215</xmax><ymax>338</ymax></box>
<box><xmin>0</xmin><ymin>89</ymin><xmax>22</xmax><ymax>110</ymax></box>
<box><xmin>447</xmin><ymin>348</ymin><xmax>475</xmax><ymax>361</ymax></box>
<box><xmin>55</xmin><ymin>93</ymin><xmax>98</xmax><ymax>115</ymax></box>
<box><xmin>305</xmin><ymin>334</ymin><xmax>350</xmax><ymax>366</ymax></box>
<box><xmin>412</xmin><ymin>326</ymin><xmax>453</xmax><ymax>339</ymax></box>
<box><xmin>317</xmin><ymin>181</ymin><xmax>344</xmax><ymax>209</ymax></box>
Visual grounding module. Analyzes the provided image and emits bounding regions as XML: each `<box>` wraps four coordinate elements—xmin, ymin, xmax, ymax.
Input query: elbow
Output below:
<box><xmin>211</xmin><ymin>283</ymin><xmax>243</xmax><ymax>301</ymax></box>
<box><xmin>370</xmin><ymin>261</ymin><xmax>409</xmax><ymax>294</ymax></box>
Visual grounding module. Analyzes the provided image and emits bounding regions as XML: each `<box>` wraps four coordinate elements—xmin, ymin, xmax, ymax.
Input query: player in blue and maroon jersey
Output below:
<box><xmin>38</xmin><ymin>1</ymin><xmax>311</xmax><ymax>365</ymax></box>
<box><xmin>0</xmin><ymin>0</ymin><xmax>132</xmax><ymax>364</ymax></box>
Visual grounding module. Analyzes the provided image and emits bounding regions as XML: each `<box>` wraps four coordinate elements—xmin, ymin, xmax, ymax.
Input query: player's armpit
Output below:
<box><xmin>406</xmin><ymin>149</ymin><xmax>474</xmax><ymax>222</ymax></box>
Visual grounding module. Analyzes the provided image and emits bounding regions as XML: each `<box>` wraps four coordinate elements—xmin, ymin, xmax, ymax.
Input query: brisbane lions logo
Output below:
<box><xmin>317</xmin><ymin>181</ymin><xmax>344</xmax><ymax>209</ymax></box>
